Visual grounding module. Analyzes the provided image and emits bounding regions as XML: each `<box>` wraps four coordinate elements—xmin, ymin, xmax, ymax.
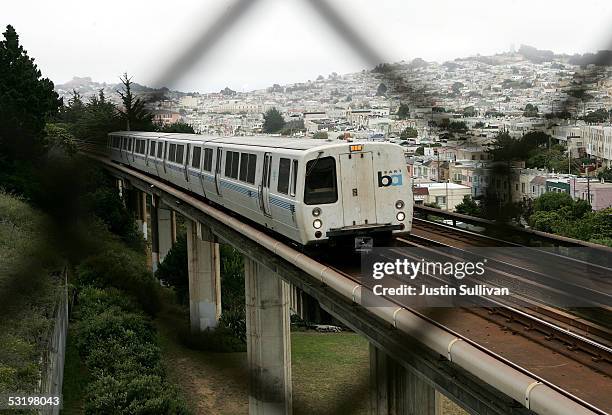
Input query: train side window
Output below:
<box><xmin>290</xmin><ymin>160</ymin><xmax>298</xmax><ymax>197</ymax></box>
<box><xmin>277</xmin><ymin>158</ymin><xmax>291</xmax><ymax>194</ymax></box>
<box><xmin>192</xmin><ymin>147</ymin><xmax>202</xmax><ymax>168</ymax></box>
<box><xmin>239</xmin><ymin>153</ymin><xmax>249</xmax><ymax>182</ymax></box>
<box><xmin>168</xmin><ymin>143</ymin><xmax>177</xmax><ymax>162</ymax></box>
<box><xmin>246</xmin><ymin>154</ymin><xmax>257</xmax><ymax>184</ymax></box>
<box><xmin>176</xmin><ymin>145</ymin><xmax>185</xmax><ymax>164</ymax></box>
<box><xmin>304</xmin><ymin>156</ymin><xmax>337</xmax><ymax>205</ymax></box>
<box><xmin>225</xmin><ymin>151</ymin><xmax>233</xmax><ymax>177</ymax></box>
<box><xmin>150</xmin><ymin>141</ymin><xmax>156</xmax><ymax>156</ymax></box>
<box><xmin>230</xmin><ymin>151</ymin><xmax>239</xmax><ymax>178</ymax></box>
<box><xmin>203</xmin><ymin>148</ymin><xmax>213</xmax><ymax>171</ymax></box>
<box><xmin>157</xmin><ymin>142</ymin><xmax>164</xmax><ymax>158</ymax></box>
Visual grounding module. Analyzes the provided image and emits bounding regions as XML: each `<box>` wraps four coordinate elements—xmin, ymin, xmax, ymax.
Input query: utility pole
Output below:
<box><xmin>445</xmin><ymin>179</ymin><xmax>449</xmax><ymax>211</ymax></box>
<box><xmin>436</xmin><ymin>149</ymin><xmax>441</xmax><ymax>182</ymax></box>
<box><xmin>568</xmin><ymin>137</ymin><xmax>571</xmax><ymax>174</ymax></box>
<box><xmin>583</xmin><ymin>163</ymin><xmax>591</xmax><ymax>204</ymax></box>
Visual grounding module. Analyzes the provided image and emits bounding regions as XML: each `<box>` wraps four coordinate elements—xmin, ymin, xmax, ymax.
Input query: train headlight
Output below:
<box><xmin>395</xmin><ymin>200</ymin><xmax>405</xmax><ymax>209</ymax></box>
<box><xmin>312</xmin><ymin>208</ymin><xmax>321</xmax><ymax>217</ymax></box>
<box><xmin>396</xmin><ymin>212</ymin><xmax>405</xmax><ymax>221</ymax></box>
<box><xmin>313</xmin><ymin>219</ymin><xmax>323</xmax><ymax>229</ymax></box>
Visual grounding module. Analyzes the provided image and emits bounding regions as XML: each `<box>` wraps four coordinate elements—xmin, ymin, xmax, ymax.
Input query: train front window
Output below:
<box><xmin>304</xmin><ymin>156</ymin><xmax>337</xmax><ymax>205</ymax></box>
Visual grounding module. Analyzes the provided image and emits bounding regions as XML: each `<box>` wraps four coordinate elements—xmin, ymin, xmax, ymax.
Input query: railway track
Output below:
<box><xmin>344</xmin><ymin>219</ymin><xmax>612</xmax><ymax>411</ymax></box>
<box><xmin>324</xmin><ymin>260</ymin><xmax>612</xmax><ymax>414</ymax></box>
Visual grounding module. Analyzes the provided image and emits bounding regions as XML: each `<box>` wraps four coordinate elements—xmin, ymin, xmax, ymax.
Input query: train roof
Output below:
<box><xmin>110</xmin><ymin>131</ymin><xmax>366</xmax><ymax>151</ymax></box>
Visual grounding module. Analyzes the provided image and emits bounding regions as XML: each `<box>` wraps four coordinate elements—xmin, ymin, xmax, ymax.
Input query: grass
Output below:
<box><xmin>154</xmin><ymin>292</ymin><xmax>248</xmax><ymax>415</ymax></box>
<box><xmin>149</xmin><ymin>290</ymin><xmax>467</xmax><ymax>415</ymax></box>
<box><xmin>291</xmin><ymin>332</ymin><xmax>370</xmax><ymax>415</ymax></box>
<box><xmin>59</xmin><ymin>327</ymin><xmax>89</xmax><ymax>415</ymax></box>
<box><xmin>0</xmin><ymin>192</ymin><xmax>60</xmax><ymax>395</ymax></box>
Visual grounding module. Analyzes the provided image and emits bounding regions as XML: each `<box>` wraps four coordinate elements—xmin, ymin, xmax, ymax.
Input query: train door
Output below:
<box><xmin>339</xmin><ymin>152</ymin><xmax>377</xmax><ymax>226</ymax></box>
<box><xmin>214</xmin><ymin>147</ymin><xmax>222</xmax><ymax>196</ymax></box>
<box><xmin>259</xmin><ymin>152</ymin><xmax>272</xmax><ymax>217</ymax></box>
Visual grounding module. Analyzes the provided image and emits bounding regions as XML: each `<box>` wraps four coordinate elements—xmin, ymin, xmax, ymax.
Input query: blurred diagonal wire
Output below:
<box><xmin>143</xmin><ymin>1</ymin><xmax>612</xmax><ymax>414</ymax></box>
<box><xmin>153</xmin><ymin>0</ymin><xmax>262</xmax><ymax>88</ymax></box>
<box><xmin>146</xmin><ymin>1</ymin><xmax>438</xmax><ymax>414</ymax></box>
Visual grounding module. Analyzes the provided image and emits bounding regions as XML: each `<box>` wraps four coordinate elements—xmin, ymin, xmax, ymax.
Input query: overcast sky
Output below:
<box><xmin>3</xmin><ymin>0</ymin><xmax>612</xmax><ymax>93</ymax></box>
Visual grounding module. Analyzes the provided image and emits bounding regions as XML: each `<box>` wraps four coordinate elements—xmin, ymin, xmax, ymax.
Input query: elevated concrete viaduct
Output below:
<box><xmin>105</xmin><ymin>160</ymin><xmax>596</xmax><ymax>415</ymax></box>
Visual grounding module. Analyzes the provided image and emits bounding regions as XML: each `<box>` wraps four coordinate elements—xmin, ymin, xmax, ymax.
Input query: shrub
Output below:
<box><xmin>76</xmin><ymin>243</ymin><xmax>160</xmax><ymax>315</ymax></box>
<box><xmin>219</xmin><ymin>309</ymin><xmax>246</xmax><ymax>343</ymax></box>
<box><xmin>85</xmin><ymin>374</ymin><xmax>189</xmax><ymax>415</ymax></box>
<box><xmin>74</xmin><ymin>287</ymin><xmax>189</xmax><ymax>414</ymax></box>
<box><xmin>155</xmin><ymin>234</ymin><xmax>189</xmax><ymax>304</ymax></box>
<box><xmin>177</xmin><ymin>324</ymin><xmax>245</xmax><ymax>353</ymax></box>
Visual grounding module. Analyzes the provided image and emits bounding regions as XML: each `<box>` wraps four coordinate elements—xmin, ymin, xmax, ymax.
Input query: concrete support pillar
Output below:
<box><xmin>186</xmin><ymin>220</ymin><xmax>221</xmax><ymax>332</ymax></box>
<box><xmin>157</xmin><ymin>204</ymin><xmax>174</xmax><ymax>263</ymax></box>
<box><xmin>117</xmin><ymin>178</ymin><xmax>124</xmax><ymax>202</ymax></box>
<box><xmin>134</xmin><ymin>190</ymin><xmax>148</xmax><ymax>240</ymax></box>
<box><xmin>171</xmin><ymin>210</ymin><xmax>177</xmax><ymax>243</ymax></box>
<box><xmin>370</xmin><ymin>344</ymin><xmax>436</xmax><ymax>415</ymax></box>
<box><xmin>244</xmin><ymin>258</ymin><xmax>292</xmax><ymax>415</ymax></box>
<box><xmin>150</xmin><ymin>195</ymin><xmax>160</xmax><ymax>273</ymax></box>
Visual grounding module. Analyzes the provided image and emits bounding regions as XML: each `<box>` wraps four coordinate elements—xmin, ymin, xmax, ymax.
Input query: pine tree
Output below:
<box><xmin>262</xmin><ymin>108</ymin><xmax>285</xmax><ymax>133</ymax></box>
<box><xmin>0</xmin><ymin>24</ymin><xmax>61</xmax><ymax>160</ymax></box>
<box><xmin>116</xmin><ymin>73</ymin><xmax>154</xmax><ymax>131</ymax></box>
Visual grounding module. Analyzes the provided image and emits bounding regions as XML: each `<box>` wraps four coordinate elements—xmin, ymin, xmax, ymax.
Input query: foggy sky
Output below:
<box><xmin>2</xmin><ymin>0</ymin><xmax>612</xmax><ymax>93</ymax></box>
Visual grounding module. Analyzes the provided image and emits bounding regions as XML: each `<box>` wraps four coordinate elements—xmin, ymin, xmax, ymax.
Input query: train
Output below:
<box><xmin>107</xmin><ymin>131</ymin><xmax>413</xmax><ymax>247</ymax></box>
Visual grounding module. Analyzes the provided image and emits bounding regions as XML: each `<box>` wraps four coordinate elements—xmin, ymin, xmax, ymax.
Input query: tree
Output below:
<box><xmin>451</xmin><ymin>82</ymin><xmax>464</xmax><ymax>94</ymax></box>
<box><xmin>523</xmin><ymin>103</ymin><xmax>539</xmax><ymax>118</ymax></box>
<box><xmin>376</xmin><ymin>82</ymin><xmax>388</xmax><ymax>96</ymax></box>
<box><xmin>400</xmin><ymin>127</ymin><xmax>418</xmax><ymax>139</ymax></box>
<box><xmin>155</xmin><ymin>234</ymin><xmax>189</xmax><ymax>304</ymax></box>
<box><xmin>582</xmin><ymin>108</ymin><xmax>610</xmax><ymax>124</ymax></box>
<box><xmin>312</xmin><ymin>131</ymin><xmax>328</xmax><ymax>139</ymax></box>
<box><xmin>396</xmin><ymin>103</ymin><xmax>410</xmax><ymax>119</ymax></box>
<box><xmin>79</xmin><ymin>89</ymin><xmax>122</xmax><ymax>143</ymax></box>
<box><xmin>455</xmin><ymin>195</ymin><xmax>481</xmax><ymax>216</ymax></box>
<box><xmin>448</xmin><ymin>121</ymin><xmax>468</xmax><ymax>134</ymax></box>
<box><xmin>117</xmin><ymin>73</ymin><xmax>154</xmax><ymax>131</ymax></box>
<box><xmin>415</xmin><ymin>146</ymin><xmax>424</xmax><ymax>156</ymax></box>
<box><xmin>58</xmin><ymin>90</ymin><xmax>86</xmax><ymax>124</ymax></box>
<box><xmin>463</xmin><ymin>106</ymin><xmax>476</xmax><ymax>117</ymax></box>
<box><xmin>532</xmin><ymin>192</ymin><xmax>578</xmax><ymax>214</ymax></box>
<box><xmin>160</xmin><ymin>121</ymin><xmax>195</xmax><ymax>133</ymax></box>
<box><xmin>0</xmin><ymin>25</ymin><xmax>61</xmax><ymax>160</ymax></box>
<box><xmin>474</xmin><ymin>121</ymin><xmax>485</xmax><ymax>128</ymax></box>
<box><xmin>262</xmin><ymin>108</ymin><xmax>285</xmax><ymax>133</ymax></box>
<box><xmin>598</xmin><ymin>168</ymin><xmax>612</xmax><ymax>182</ymax></box>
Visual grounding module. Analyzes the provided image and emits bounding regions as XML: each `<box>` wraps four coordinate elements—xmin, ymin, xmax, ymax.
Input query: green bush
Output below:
<box><xmin>177</xmin><ymin>324</ymin><xmax>246</xmax><ymax>352</ymax></box>
<box><xmin>74</xmin><ymin>287</ymin><xmax>189</xmax><ymax>414</ymax></box>
<box><xmin>76</xmin><ymin>243</ymin><xmax>160</xmax><ymax>315</ymax></box>
<box><xmin>85</xmin><ymin>374</ymin><xmax>189</xmax><ymax>415</ymax></box>
<box><xmin>219</xmin><ymin>309</ymin><xmax>246</xmax><ymax>344</ymax></box>
<box><xmin>155</xmin><ymin>234</ymin><xmax>189</xmax><ymax>304</ymax></box>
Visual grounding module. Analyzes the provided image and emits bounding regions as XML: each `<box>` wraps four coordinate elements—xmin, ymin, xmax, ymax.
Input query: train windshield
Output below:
<box><xmin>304</xmin><ymin>156</ymin><xmax>338</xmax><ymax>205</ymax></box>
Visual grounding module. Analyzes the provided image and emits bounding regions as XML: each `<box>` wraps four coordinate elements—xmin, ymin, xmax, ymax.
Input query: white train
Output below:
<box><xmin>107</xmin><ymin>132</ymin><xmax>413</xmax><ymax>247</ymax></box>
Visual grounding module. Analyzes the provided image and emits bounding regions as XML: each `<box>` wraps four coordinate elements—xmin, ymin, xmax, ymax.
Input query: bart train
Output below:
<box><xmin>107</xmin><ymin>132</ymin><xmax>413</xmax><ymax>246</ymax></box>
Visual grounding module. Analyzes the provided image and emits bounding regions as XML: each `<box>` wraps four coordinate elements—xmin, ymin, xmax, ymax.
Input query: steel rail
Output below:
<box><xmin>88</xmin><ymin>154</ymin><xmax>604</xmax><ymax>415</ymax></box>
<box><xmin>325</xmin><ymin>263</ymin><xmax>610</xmax><ymax>414</ymax></box>
<box><xmin>396</xmin><ymin>234</ymin><xmax>611</xmax><ymax>352</ymax></box>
